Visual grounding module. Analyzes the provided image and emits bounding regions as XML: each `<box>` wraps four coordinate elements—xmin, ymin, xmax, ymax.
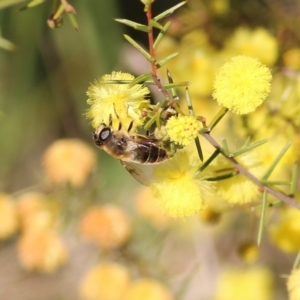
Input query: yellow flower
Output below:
<box><xmin>0</xmin><ymin>193</ymin><xmax>18</xmax><ymax>240</ymax></box>
<box><xmin>42</xmin><ymin>139</ymin><xmax>96</xmax><ymax>187</ymax></box>
<box><xmin>79</xmin><ymin>262</ymin><xmax>130</xmax><ymax>300</ymax></box>
<box><xmin>86</xmin><ymin>71</ymin><xmax>150</xmax><ymax>130</ymax></box>
<box><xmin>151</xmin><ymin>149</ymin><xmax>214</xmax><ymax>218</ymax></box>
<box><xmin>123</xmin><ymin>278</ymin><xmax>173</xmax><ymax>300</ymax></box>
<box><xmin>224</xmin><ymin>27</ymin><xmax>278</xmax><ymax>66</ymax></box>
<box><xmin>17</xmin><ymin>192</ymin><xmax>57</xmax><ymax>233</ymax></box>
<box><xmin>287</xmin><ymin>268</ymin><xmax>300</xmax><ymax>300</ymax></box>
<box><xmin>214</xmin><ymin>151</ymin><xmax>264</xmax><ymax>204</ymax></box>
<box><xmin>80</xmin><ymin>204</ymin><xmax>131</xmax><ymax>250</ymax></box>
<box><xmin>269</xmin><ymin>207</ymin><xmax>300</xmax><ymax>253</ymax></box>
<box><xmin>214</xmin><ymin>266</ymin><xmax>274</xmax><ymax>300</ymax></box>
<box><xmin>134</xmin><ymin>186</ymin><xmax>171</xmax><ymax>229</ymax></box>
<box><xmin>166</xmin><ymin>115</ymin><xmax>201</xmax><ymax>146</ymax></box>
<box><xmin>18</xmin><ymin>229</ymin><xmax>68</xmax><ymax>273</ymax></box>
<box><xmin>213</xmin><ymin>56</ymin><xmax>272</xmax><ymax>114</ymax></box>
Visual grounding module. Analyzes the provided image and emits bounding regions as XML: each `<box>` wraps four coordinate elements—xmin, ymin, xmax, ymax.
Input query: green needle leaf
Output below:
<box><xmin>0</xmin><ymin>0</ymin><xmax>24</xmax><ymax>9</ymax></box>
<box><xmin>149</xmin><ymin>20</ymin><xmax>164</xmax><ymax>30</ymax></box>
<box><xmin>221</xmin><ymin>139</ymin><xmax>229</xmax><ymax>153</ymax></box>
<box><xmin>208</xmin><ymin>107</ymin><xmax>229</xmax><ymax>130</ymax></box>
<box><xmin>290</xmin><ymin>161</ymin><xmax>299</xmax><ymax>196</ymax></box>
<box><xmin>0</xmin><ymin>36</ymin><xmax>16</xmax><ymax>51</ymax></box>
<box><xmin>153</xmin><ymin>1</ymin><xmax>187</xmax><ymax>22</ymax></box>
<box><xmin>156</xmin><ymin>52</ymin><xmax>179</xmax><ymax>68</ymax></box>
<box><xmin>129</xmin><ymin>73</ymin><xmax>153</xmax><ymax>86</ymax></box>
<box><xmin>153</xmin><ymin>21</ymin><xmax>171</xmax><ymax>49</ymax></box>
<box><xmin>257</xmin><ymin>190</ymin><xmax>268</xmax><ymax>246</ymax></box>
<box><xmin>185</xmin><ymin>87</ymin><xmax>195</xmax><ymax>116</ymax></box>
<box><xmin>115</xmin><ymin>19</ymin><xmax>150</xmax><ymax>32</ymax></box>
<box><xmin>123</xmin><ymin>34</ymin><xmax>153</xmax><ymax>62</ymax></box>
<box><xmin>293</xmin><ymin>248</ymin><xmax>300</xmax><ymax>269</ymax></box>
<box><xmin>162</xmin><ymin>82</ymin><xmax>190</xmax><ymax>89</ymax></box>
<box><xmin>194</xmin><ymin>149</ymin><xmax>220</xmax><ymax>177</ymax></box>
<box><xmin>232</xmin><ymin>139</ymin><xmax>269</xmax><ymax>157</ymax></box>
<box><xmin>67</xmin><ymin>12</ymin><xmax>79</xmax><ymax>31</ymax></box>
<box><xmin>19</xmin><ymin>0</ymin><xmax>45</xmax><ymax>10</ymax></box>
<box><xmin>261</xmin><ymin>142</ymin><xmax>292</xmax><ymax>181</ymax></box>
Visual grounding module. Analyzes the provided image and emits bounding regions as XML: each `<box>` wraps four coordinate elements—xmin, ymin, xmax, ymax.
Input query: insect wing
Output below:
<box><xmin>120</xmin><ymin>161</ymin><xmax>154</xmax><ymax>186</ymax></box>
<box><xmin>133</xmin><ymin>134</ymin><xmax>160</xmax><ymax>144</ymax></box>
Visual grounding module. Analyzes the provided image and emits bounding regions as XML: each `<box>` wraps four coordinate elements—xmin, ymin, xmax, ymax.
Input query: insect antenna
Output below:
<box><xmin>118</xmin><ymin>122</ymin><xmax>122</xmax><ymax>130</ymax></box>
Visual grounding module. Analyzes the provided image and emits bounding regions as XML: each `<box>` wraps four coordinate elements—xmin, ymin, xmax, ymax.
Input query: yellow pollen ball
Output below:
<box><xmin>166</xmin><ymin>115</ymin><xmax>201</xmax><ymax>146</ymax></box>
<box><xmin>213</xmin><ymin>55</ymin><xmax>272</xmax><ymax>115</ymax></box>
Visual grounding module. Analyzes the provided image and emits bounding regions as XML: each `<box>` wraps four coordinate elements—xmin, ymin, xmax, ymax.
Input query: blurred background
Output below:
<box><xmin>0</xmin><ymin>0</ymin><xmax>300</xmax><ymax>299</ymax></box>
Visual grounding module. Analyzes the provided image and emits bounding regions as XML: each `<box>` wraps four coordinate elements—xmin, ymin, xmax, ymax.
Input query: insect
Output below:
<box><xmin>93</xmin><ymin>123</ymin><xmax>169</xmax><ymax>185</ymax></box>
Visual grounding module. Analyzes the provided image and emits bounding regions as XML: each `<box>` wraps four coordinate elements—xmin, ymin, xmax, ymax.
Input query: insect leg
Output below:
<box><xmin>109</xmin><ymin>114</ymin><xmax>112</xmax><ymax>126</ymax></box>
<box><xmin>112</xmin><ymin>103</ymin><xmax>123</xmax><ymax>130</ymax></box>
<box><xmin>127</xmin><ymin>121</ymin><xmax>133</xmax><ymax>133</ymax></box>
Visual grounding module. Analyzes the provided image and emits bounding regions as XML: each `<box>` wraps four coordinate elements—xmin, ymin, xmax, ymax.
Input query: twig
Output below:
<box><xmin>146</xmin><ymin>4</ymin><xmax>157</xmax><ymax>76</ymax></box>
<box><xmin>202</xmin><ymin>132</ymin><xmax>300</xmax><ymax>210</ymax></box>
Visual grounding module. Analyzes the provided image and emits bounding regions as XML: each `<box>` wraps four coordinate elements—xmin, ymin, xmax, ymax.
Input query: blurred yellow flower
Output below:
<box><xmin>86</xmin><ymin>71</ymin><xmax>150</xmax><ymax>130</ymax></box>
<box><xmin>79</xmin><ymin>262</ymin><xmax>130</xmax><ymax>300</ymax></box>
<box><xmin>0</xmin><ymin>193</ymin><xmax>18</xmax><ymax>240</ymax></box>
<box><xmin>80</xmin><ymin>204</ymin><xmax>131</xmax><ymax>250</ymax></box>
<box><xmin>287</xmin><ymin>268</ymin><xmax>300</xmax><ymax>300</ymax></box>
<box><xmin>224</xmin><ymin>27</ymin><xmax>278</xmax><ymax>66</ymax></box>
<box><xmin>166</xmin><ymin>115</ymin><xmax>201</xmax><ymax>146</ymax></box>
<box><xmin>269</xmin><ymin>207</ymin><xmax>300</xmax><ymax>253</ymax></box>
<box><xmin>213</xmin><ymin>56</ymin><xmax>272</xmax><ymax>114</ymax></box>
<box><xmin>199</xmin><ymin>207</ymin><xmax>222</xmax><ymax>224</ymax></box>
<box><xmin>18</xmin><ymin>229</ymin><xmax>68</xmax><ymax>273</ymax></box>
<box><xmin>283</xmin><ymin>48</ymin><xmax>300</xmax><ymax>70</ymax></box>
<box><xmin>123</xmin><ymin>278</ymin><xmax>173</xmax><ymax>300</ymax></box>
<box><xmin>134</xmin><ymin>186</ymin><xmax>171</xmax><ymax>229</ymax></box>
<box><xmin>214</xmin><ymin>151</ymin><xmax>263</xmax><ymax>204</ymax></box>
<box><xmin>210</xmin><ymin>0</ymin><xmax>229</xmax><ymax>15</ymax></box>
<box><xmin>238</xmin><ymin>241</ymin><xmax>259</xmax><ymax>263</ymax></box>
<box><xmin>156</xmin><ymin>34</ymin><xmax>216</xmax><ymax>98</ymax></box>
<box><xmin>151</xmin><ymin>149</ymin><xmax>214</xmax><ymax>218</ymax></box>
<box><xmin>179</xmin><ymin>48</ymin><xmax>216</xmax><ymax>97</ymax></box>
<box><xmin>214</xmin><ymin>266</ymin><xmax>274</xmax><ymax>300</ymax></box>
<box><xmin>42</xmin><ymin>138</ymin><xmax>96</xmax><ymax>187</ymax></box>
<box><xmin>17</xmin><ymin>192</ymin><xmax>57</xmax><ymax>233</ymax></box>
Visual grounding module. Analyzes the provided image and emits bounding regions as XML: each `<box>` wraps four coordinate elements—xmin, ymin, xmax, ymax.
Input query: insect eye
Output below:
<box><xmin>100</xmin><ymin>128</ymin><xmax>111</xmax><ymax>141</ymax></box>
